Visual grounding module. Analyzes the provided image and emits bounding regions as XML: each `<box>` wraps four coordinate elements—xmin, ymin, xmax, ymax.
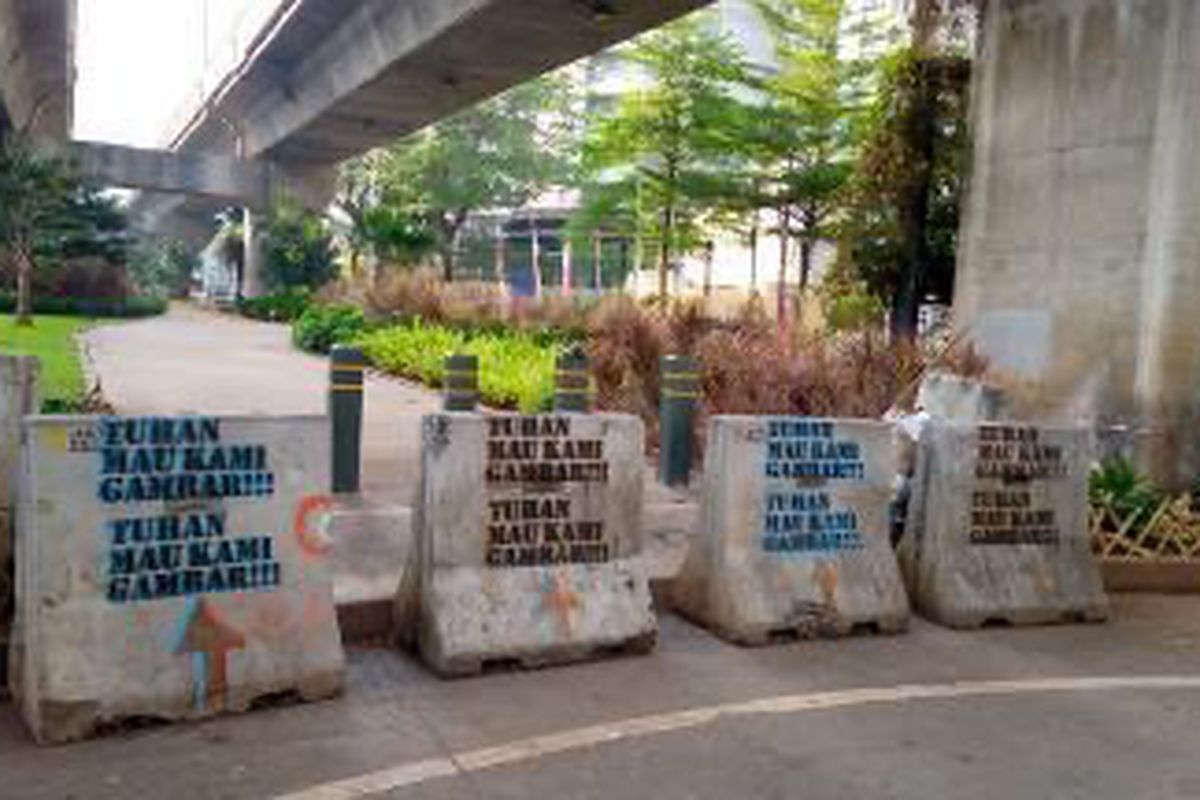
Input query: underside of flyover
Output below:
<box><xmin>127</xmin><ymin>0</ymin><xmax>712</xmax><ymax>245</ymax></box>
<box><xmin>0</xmin><ymin>0</ymin><xmax>74</xmax><ymax>142</ymax></box>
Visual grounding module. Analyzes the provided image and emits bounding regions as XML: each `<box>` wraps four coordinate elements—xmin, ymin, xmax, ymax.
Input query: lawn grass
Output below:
<box><xmin>0</xmin><ymin>315</ymin><xmax>91</xmax><ymax>407</ymax></box>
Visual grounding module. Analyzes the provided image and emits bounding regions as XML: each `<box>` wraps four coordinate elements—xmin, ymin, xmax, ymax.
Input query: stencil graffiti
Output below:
<box><xmin>761</xmin><ymin>418</ymin><xmax>867</xmax><ymax>553</ymax></box>
<box><xmin>90</xmin><ymin>417</ymin><xmax>284</xmax><ymax>604</ymax></box>
<box><xmin>484</xmin><ymin>416</ymin><xmax>612</xmax><ymax>567</ymax></box>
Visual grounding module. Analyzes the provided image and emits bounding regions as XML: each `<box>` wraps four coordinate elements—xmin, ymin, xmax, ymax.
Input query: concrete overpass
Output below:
<box><xmin>120</xmin><ymin>0</ymin><xmax>712</xmax><ymax>287</ymax></box>
<box><xmin>2</xmin><ymin>0</ymin><xmax>710</xmax><ymax>277</ymax></box>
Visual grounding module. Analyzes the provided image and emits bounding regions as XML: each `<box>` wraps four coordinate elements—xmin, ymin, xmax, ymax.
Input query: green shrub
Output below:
<box><xmin>263</xmin><ymin>202</ymin><xmax>337</xmax><ymax>291</ymax></box>
<box><xmin>0</xmin><ymin>292</ymin><xmax>166</xmax><ymax>318</ymax></box>
<box><xmin>822</xmin><ymin>280</ymin><xmax>886</xmax><ymax>332</ymax></box>
<box><xmin>240</xmin><ymin>288</ymin><xmax>312</xmax><ymax>322</ymax></box>
<box><xmin>292</xmin><ymin>304</ymin><xmax>367</xmax><ymax>353</ymax></box>
<box><xmin>357</xmin><ymin>320</ymin><xmax>557</xmax><ymax>412</ymax></box>
<box><xmin>1089</xmin><ymin>456</ymin><xmax>1167</xmax><ymax>531</ymax></box>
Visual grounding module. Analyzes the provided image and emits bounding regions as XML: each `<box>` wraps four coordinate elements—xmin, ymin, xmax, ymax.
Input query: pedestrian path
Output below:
<box><xmin>1</xmin><ymin>595</ymin><xmax>1197</xmax><ymax>799</ymax></box>
<box><xmin>83</xmin><ymin>303</ymin><xmax>442</xmax><ymax>501</ymax></box>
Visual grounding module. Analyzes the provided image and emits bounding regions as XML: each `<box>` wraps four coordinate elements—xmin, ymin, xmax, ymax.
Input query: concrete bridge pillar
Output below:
<box><xmin>242</xmin><ymin>208</ymin><xmax>266</xmax><ymax>299</ymax></box>
<box><xmin>954</xmin><ymin>0</ymin><xmax>1200</xmax><ymax>488</ymax></box>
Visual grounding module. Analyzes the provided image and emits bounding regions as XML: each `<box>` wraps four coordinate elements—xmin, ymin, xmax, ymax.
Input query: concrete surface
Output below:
<box><xmin>955</xmin><ymin>0</ymin><xmax>1200</xmax><ymax>488</ymax></box>
<box><xmin>12</xmin><ymin>414</ymin><xmax>343</xmax><ymax>743</ymax></box>
<box><xmin>0</xmin><ymin>0</ymin><xmax>74</xmax><ymax>141</ymax></box>
<box><xmin>0</xmin><ymin>594</ymin><xmax>1197</xmax><ymax>798</ymax></box>
<box><xmin>674</xmin><ymin>417</ymin><xmax>908</xmax><ymax>644</ymax></box>
<box><xmin>0</xmin><ymin>356</ymin><xmax>38</xmax><ymax>688</ymax></box>
<box><xmin>901</xmin><ymin>422</ymin><xmax>1108</xmax><ymax>628</ymax></box>
<box><xmin>915</xmin><ymin>371</ymin><xmax>1010</xmax><ymax>422</ymax></box>
<box><xmin>70</xmin><ymin>142</ymin><xmax>272</xmax><ymax>208</ymax></box>
<box><xmin>0</xmin><ymin>356</ymin><xmax>37</xmax><ymax>586</ymax></box>
<box><xmin>407</xmin><ymin>413</ymin><xmax>655</xmax><ymax>675</ymax></box>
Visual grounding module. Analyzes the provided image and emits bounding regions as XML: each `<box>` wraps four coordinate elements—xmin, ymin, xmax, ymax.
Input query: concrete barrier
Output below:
<box><xmin>673</xmin><ymin>417</ymin><xmax>909</xmax><ymax>645</ymax></box>
<box><xmin>899</xmin><ymin>422</ymin><xmax>1108</xmax><ymax>628</ymax></box>
<box><xmin>403</xmin><ymin>412</ymin><xmax>656</xmax><ymax>676</ymax></box>
<box><xmin>0</xmin><ymin>356</ymin><xmax>38</xmax><ymax>692</ymax></box>
<box><xmin>10</xmin><ymin>414</ymin><xmax>345</xmax><ymax>743</ymax></box>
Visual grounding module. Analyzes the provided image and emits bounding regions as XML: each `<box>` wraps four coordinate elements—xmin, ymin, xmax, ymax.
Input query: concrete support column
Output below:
<box><xmin>494</xmin><ymin>227</ymin><xmax>506</xmax><ymax>287</ymax></box>
<box><xmin>242</xmin><ymin>208</ymin><xmax>266</xmax><ymax>299</ymax></box>
<box><xmin>561</xmin><ymin>237</ymin><xmax>573</xmax><ymax>297</ymax></box>
<box><xmin>531</xmin><ymin>221</ymin><xmax>542</xmax><ymax>299</ymax></box>
<box><xmin>953</xmin><ymin>0</ymin><xmax>1200</xmax><ymax>488</ymax></box>
<box><xmin>593</xmin><ymin>235</ymin><xmax>603</xmax><ymax>292</ymax></box>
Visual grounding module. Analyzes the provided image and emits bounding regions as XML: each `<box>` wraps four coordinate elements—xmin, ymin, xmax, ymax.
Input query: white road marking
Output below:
<box><xmin>274</xmin><ymin>674</ymin><xmax>1200</xmax><ymax>800</ymax></box>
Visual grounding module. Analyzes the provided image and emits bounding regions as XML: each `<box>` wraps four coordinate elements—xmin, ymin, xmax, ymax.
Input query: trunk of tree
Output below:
<box><xmin>891</xmin><ymin>62</ymin><xmax>937</xmax><ymax>341</ymax></box>
<box><xmin>749</xmin><ymin>213</ymin><xmax>759</xmax><ymax>294</ymax></box>
<box><xmin>658</xmin><ymin>204</ymin><xmax>672</xmax><ymax>303</ymax></box>
<box><xmin>439</xmin><ymin>211</ymin><xmax>467</xmax><ymax>283</ymax></box>
<box><xmin>776</xmin><ymin>205</ymin><xmax>790</xmax><ymax>325</ymax></box>
<box><xmin>592</xmin><ymin>235</ymin><xmax>602</xmax><ymax>292</ymax></box>
<box><xmin>619</xmin><ymin>239</ymin><xmax>630</xmax><ymax>293</ymax></box>
<box><xmin>15</xmin><ymin>245</ymin><xmax>33</xmax><ymax>326</ymax></box>
<box><xmin>799</xmin><ymin>227</ymin><xmax>815</xmax><ymax>291</ymax></box>
<box><xmin>702</xmin><ymin>241</ymin><xmax>714</xmax><ymax>299</ymax></box>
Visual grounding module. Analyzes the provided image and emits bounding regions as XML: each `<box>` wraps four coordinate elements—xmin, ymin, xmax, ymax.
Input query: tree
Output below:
<box><xmin>836</xmin><ymin>0</ymin><xmax>975</xmax><ymax>340</ymax></box>
<box><xmin>0</xmin><ymin>136</ymin><xmax>75</xmax><ymax>324</ymax></box>
<box><xmin>335</xmin><ymin>150</ymin><xmax>434</xmax><ymax>273</ymax></box>
<box><xmin>261</xmin><ymin>201</ymin><xmax>338</xmax><ymax>291</ymax></box>
<box><xmin>128</xmin><ymin>239</ymin><xmax>196</xmax><ymax>298</ymax></box>
<box><xmin>343</xmin><ymin>73</ymin><xmax>576</xmax><ymax>282</ymax></box>
<box><xmin>0</xmin><ymin>135</ymin><xmax>130</xmax><ymax>324</ymax></box>
<box><xmin>747</xmin><ymin>0</ymin><xmax>876</xmax><ymax>323</ymax></box>
<box><xmin>215</xmin><ymin>211</ymin><xmax>246</xmax><ymax>296</ymax></box>
<box><xmin>577</xmin><ymin>15</ymin><xmax>750</xmax><ymax>301</ymax></box>
<box><xmin>840</xmin><ymin>47</ymin><xmax>971</xmax><ymax>339</ymax></box>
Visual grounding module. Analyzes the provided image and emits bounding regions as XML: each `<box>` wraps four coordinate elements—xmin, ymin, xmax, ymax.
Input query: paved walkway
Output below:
<box><xmin>84</xmin><ymin>303</ymin><xmax>442</xmax><ymax>501</ymax></box>
<box><xmin>62</xmin><ymin>306</ymin><xmax>1200</xmax><ymax>798</ymax></box>
<box><xmin>2</xmin><ymin>594</ymin><xmax>1199</xmax><ymax>799</ymax></box>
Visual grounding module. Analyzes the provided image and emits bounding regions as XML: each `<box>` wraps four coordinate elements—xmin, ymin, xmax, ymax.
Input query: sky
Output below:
<box><xmin>74</xmin><ymin>0</ymin><xmax>273</xmax><ymax>147</ymax></box>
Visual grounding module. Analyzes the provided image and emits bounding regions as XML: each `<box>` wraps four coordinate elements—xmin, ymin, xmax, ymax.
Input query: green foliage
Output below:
<box><xmin>1089</xmin><ymin>457</ymin><xmax>1167</xmax><ymax>531</ymax></box>
<box><xmin>357</xmin><ymin>320</ymin><xmax>558</xmax><ymax>412</ymax></box>
<box><xmin>339</xmin><ymin>73</ymin><xmax>576</xmax><ymax>279</ymax></box>
<box><xmin>821</xmin><ymin>277</ymin><xmax>886</xmax><ymax>331</ymax></box>
<box><xmin>745</xmin><ymin>0</ymin><xmax>875</xmax><ymax>295</ymax></box>
<box><xmin>0</xmin><ymin>315</ymin><xmax>91</xmax><ymax>407</ymax></box>
<box><xmin>575</xmin><ymin>14</ymin><xmax>750</xmax><ymax>297</ymax></box>
<box><xmin>292</xmin><ymin>304</ymin><xmax>368</xmax><ymax>354</ymax></box>
<box><xmin>0</xmin><ymin>135</ymin><xmax>132</xmax><ymax>321</ymax></box>
<box><xmin>0</xmin><ymin>292</ymin><xmax>165</xmax><ymax>318</ymax></box>
<box><xmin>127</xmin><ymin>239</ymin><xmax>196</xmax><ymax>298</ymax></box>
<box><xmin>238</xmin><ymin>288</ymin><xmax>313</xmax><ymax>322</ymax></box>
<box><xmin>840</xmin><ymin>48</ymin><xmax>971</xmax><ymax>334</ymax></box>
<box><xmin>263</xmin><ymin>202</ymin><xmax>338</xmax><ymax>291</ymax></box>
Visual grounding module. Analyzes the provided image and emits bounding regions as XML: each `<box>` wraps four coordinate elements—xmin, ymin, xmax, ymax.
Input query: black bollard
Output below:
<box><xmin>444</xmin><ymin>354</ymin><xmax>480</xmax><ymax>412</ymax></box>
<box><xmin>554</xmin><ymin>349</ymin><xmax>591</xmax><ymax>413</ymax></box>
<box><xmin>329</xmin><ymin>346</ymin><xmax>366</xmax><ymax>494</ymax></box>
<box><xmin>659</xmin><ymin>355</ymin><xmax>700</xmax><ymax>487</ymax></box>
